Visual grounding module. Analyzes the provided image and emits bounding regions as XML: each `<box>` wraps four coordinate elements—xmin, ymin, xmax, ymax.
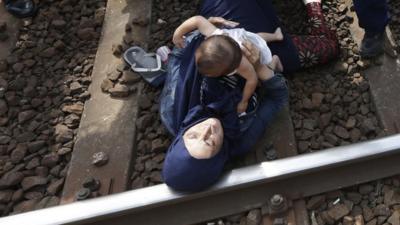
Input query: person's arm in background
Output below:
<box><xmin>232</xmin><ymin>41</ymin><xmax>289</xmax><ymax>156</ymax></box>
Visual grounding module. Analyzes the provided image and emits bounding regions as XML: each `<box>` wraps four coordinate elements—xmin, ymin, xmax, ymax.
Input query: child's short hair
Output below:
<box><xmin>195</xmin><ymin>35</ymin><xmax>242</xmax><ymax>76</ymax></box>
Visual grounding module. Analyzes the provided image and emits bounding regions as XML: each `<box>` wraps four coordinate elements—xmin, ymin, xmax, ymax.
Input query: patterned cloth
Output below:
<box><xmin>291</xmin><ymin>2</ymin><xmax>339</xmax><ymax>68</ymax></box>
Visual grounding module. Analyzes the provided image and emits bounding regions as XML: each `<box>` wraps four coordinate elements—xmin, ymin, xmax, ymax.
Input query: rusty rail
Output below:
<box><xmin>1</xmin><ymin>134</ymin><xmax>400</xmax><ymax>225</ymax></box>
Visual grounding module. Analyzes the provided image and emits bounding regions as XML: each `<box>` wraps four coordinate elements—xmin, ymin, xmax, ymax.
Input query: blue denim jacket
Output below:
<box><xmin>231</xmin><ymin>74</ymin><xmax>288</xmax><ymax>156</ymax></box>
<box><xmin>159</xmin><ymin>31</ymin><xmax>202</xmax><ymax>136</ymax></box>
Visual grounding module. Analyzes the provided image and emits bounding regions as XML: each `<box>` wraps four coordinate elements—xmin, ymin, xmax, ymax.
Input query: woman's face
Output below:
<box><xmin>183</xmin><ymin>118</ymin><xmax>224</xmax><ymax>159</ymax></box>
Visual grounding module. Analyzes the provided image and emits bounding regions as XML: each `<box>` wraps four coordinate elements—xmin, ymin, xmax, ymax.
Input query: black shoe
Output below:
<box><xmin>360</xmin><ymin>32</ymin><xmax>384</xmax><ymax>58</ymax></box>
<box><xmin>5</xmin><ymin>0</ymin><xmax>37</xmax><ymax>18</ymax></box>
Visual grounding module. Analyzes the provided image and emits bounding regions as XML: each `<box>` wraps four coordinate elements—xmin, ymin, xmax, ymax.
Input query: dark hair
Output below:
<box><xmin>195</xmin><ymin>35</ymin><xmax>242</xmax><ymax>76</ymax></box>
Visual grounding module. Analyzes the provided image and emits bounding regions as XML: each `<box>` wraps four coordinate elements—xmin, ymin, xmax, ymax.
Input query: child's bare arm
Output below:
<box><xmin>173</xmin><ymin>16</ymin><xmax>217</xmax><ymax>48</ymax></box>
<box><xmin>236</xmin><ymin>56</ymin><xmax>258</xmax><ymax>113</ymax></box>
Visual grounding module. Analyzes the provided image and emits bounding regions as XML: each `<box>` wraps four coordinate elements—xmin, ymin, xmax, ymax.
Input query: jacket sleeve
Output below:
<box><xmin>159</xmin><ymin>31</ymin><xmax>203</xmax><ymax>136</ymax></box>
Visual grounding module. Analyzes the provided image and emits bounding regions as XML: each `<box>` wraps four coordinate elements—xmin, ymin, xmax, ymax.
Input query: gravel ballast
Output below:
<box><xmin>0</xmin><ymin>0</ymin><xmax>106</xmax><ymax>216</ymax></box>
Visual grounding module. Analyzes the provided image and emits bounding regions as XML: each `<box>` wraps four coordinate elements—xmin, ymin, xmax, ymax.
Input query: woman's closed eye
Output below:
<box><xmin>186</xmin><ymin>132</ymin><xmax>198</xmax><ymax>139</ymax></box>
<box><xmin>204</xmin><ymin>138</ymin><xmax>215</xmax><ymax>146</ymax></box>
<box><xmin>186</xmin><ymin>132</ymin><xmax>215</xmax><ymax>146</ymax></box>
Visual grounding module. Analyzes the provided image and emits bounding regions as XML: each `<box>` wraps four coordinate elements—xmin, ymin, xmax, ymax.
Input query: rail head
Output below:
<box><xmin>1</xmin><ymin>134</ymin><xmax>400</xmax><ymax>225</ymax></box>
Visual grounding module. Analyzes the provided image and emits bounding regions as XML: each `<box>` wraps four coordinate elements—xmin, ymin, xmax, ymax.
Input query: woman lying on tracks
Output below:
<box><xmin>160</xmin><ymin>0</ymin><xmax>339</xmax><ymax>192</ymax></box>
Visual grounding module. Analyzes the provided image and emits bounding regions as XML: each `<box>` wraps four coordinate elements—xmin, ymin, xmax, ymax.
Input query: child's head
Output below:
<box><xmin>195</xmin><ymin>35</ymin><xmax>242</xmax><ymax>77</ymax></box>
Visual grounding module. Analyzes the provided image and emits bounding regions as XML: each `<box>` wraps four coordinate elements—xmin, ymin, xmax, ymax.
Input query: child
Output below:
<box><xmin>173</xmin><ymin>16</ymin><xmax>284</xmax><ymax>113</ymax></box>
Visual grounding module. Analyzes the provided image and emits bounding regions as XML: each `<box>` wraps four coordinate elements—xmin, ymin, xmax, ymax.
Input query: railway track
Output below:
<box><xmin>1</xmin><ymin>134</ymin><xmax>400</xmax><ymax>225</ymax></box>
<box><xmin>0</xmin><ymin>0</ymin><xmax>399</xmax><ymax>224</ymax></box>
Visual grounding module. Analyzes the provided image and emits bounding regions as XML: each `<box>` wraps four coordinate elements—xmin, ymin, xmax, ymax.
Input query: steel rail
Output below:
<box><xmin>2</xmin><ymin>134</ymin><xmax>400</xmax><ymax>225</ymax></box>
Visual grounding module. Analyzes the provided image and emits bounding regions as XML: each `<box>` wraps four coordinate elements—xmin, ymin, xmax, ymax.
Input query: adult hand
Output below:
<box><xmin>208</xmin><ymin>17</ymin><xmax>239</xmax><ymax>28</ymax></box>
<box><xmin>242</xmin><ymin>40</ymin><xmax>261</xmax><ymax>67</ymax></box>
<box><xmin>242</xmin><ymin>40</ymin><xmax>275</xmax><ymax>81</ymax></box>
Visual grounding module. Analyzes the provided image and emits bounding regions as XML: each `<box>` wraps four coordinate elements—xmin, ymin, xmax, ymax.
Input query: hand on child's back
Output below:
<box><xmin>241</xmin><ymin>41</ymin><xmax>260</xmax><ymax>66</ymax></box>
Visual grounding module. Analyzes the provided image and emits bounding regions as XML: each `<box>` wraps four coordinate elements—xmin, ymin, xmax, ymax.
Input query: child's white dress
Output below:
<box><xmin>211</xmin><ymin>28</ymin><xmax>273</xmax><ymax>65</ymax></box>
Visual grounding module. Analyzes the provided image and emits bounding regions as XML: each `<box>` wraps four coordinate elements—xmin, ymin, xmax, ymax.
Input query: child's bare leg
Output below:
<box><xmin>257</xmin><ymin>28</ymin><xmax>283</xmax><ymax>42</ymax></box>
<box><xmin>273</xmin><ymin>28</ymin><xmax>283</xmax><ymax>41</ymax></box>
<box><xmin>268</xmin><ymin>55</ymin><xmax>284</xmax><ymax>72</ymax></box>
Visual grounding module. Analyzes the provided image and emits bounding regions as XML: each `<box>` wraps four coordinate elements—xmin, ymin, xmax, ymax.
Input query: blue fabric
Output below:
<box><xmin>160</xmin><ymin>31</ymin><xmax>205</xmax><ymax>136</ymax></box>
<box><xmin>200</xmin><ymin>0</ymin><xmax>301</xmax><ymax>74</ymax></box>
<box><xmin>160</xmin><ymin>0</ymin><xmax>290</xmax><ymax>192</ymax></box>
<box><xmin>162</xmin><ymin>58</ymin><xmax>244</xmax><ymax>191</ymax></box>
<box><xmin>160</xmin><ymin>31</ymin><xmax>245</xmax><ymax>136</ymax></box>
<box><xmin>161</xmin><ymin>72</ymin><xmax>288</xmax><ymax>192</ymax></box>
<box><xmin>162</xmin><ymin>96</ymin><xmax>240</xmax><ymax>191</ymax></box>
<box><xmin>162</xmin><ymin>134</ymin><xmax>228</xmax><ymax>192</ymax></box>
<box><xmin>232</xmin><ymin>74</ymin><xmax>288</xmax><ymax>156</ymax></box>
<box><xmin>354</xmin><ymin>0</ymin><xmax>389</xmax><ymax>34</ymax></box>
